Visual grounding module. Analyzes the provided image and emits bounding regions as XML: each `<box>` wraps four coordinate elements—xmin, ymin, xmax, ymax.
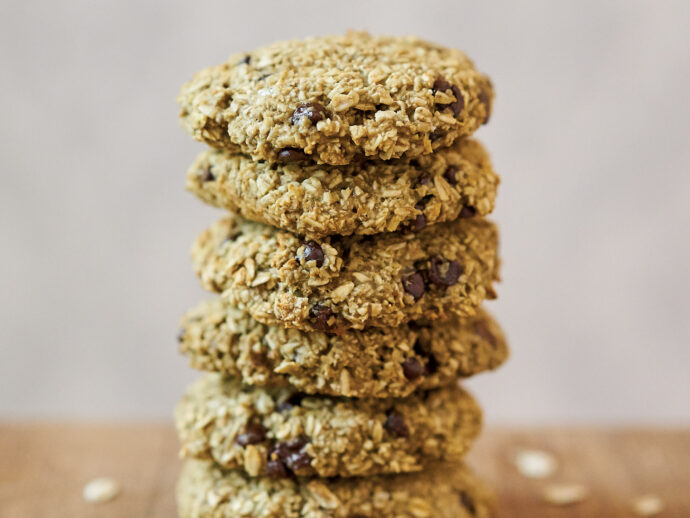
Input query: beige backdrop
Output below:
<box><xmin>1</xmin><ymin>1</ymin><xmax>689</xmax><ymax>423</ymax></box>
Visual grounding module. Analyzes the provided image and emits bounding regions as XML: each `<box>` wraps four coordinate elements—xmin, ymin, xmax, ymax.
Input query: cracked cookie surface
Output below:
<box><xmin>179</xmin><ymin>299</ymin><xmax>508</xmax><ymax>398</ymax></box>
<box><xmin>177</xmin><ymin>459</ymin><xmax>494</xmax><ymax>518</ymax></box>
<box><xmin>187</xmin><ymin>138</ymin><xmax>498</xmax><ymax>239</ymax></box>
<box><xmin>190</xmin><ymin>213</ymin><xmax>499</xmax><ymax>331</ymax></box>
<box><xmin>174</xmin><ymin>374</ymin><xmax>481</xmax><ymax>478</ymax></box>
<box><xmin>178</xmin><ymin>32</ymin><xmax>493</xmax><ymax>165</ymax></box>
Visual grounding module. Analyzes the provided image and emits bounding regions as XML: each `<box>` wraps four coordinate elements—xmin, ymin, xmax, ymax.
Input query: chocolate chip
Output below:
<box><xmin>268</xmin><ymin>437</ymin><xmax>311</xmax><ymax>473</ymax></box>
<box><xmin>424</xmin><ymin>354</ymin><xmax>438</xmax><ymax>375</ymax></box>
<box><xmin>276</xmin><ymin>148</ymin><xmax>308</xmax><ymax>163</ymax></box>
<box><xmin>410</xmin><ymin>195</ymin><xmax>433</xmax><ymax>232</ymax></box>
<box><xmin>292</xmin><ymin>102</ymin><xmax>327</xmax><ymax>125</ymax></box>
<box><xmin>449</xmin><ymin>85</ymin><xmax>465</xmax><ymax>116</ymax></box>
<box><xmin>284</xmin><ymin>436</ymin><xmax>308</xmax><ymax>451</ymax></box>
<box><xmin>443</xmin><ymin>166</ymin><xmax>459</xmax><ymax>186</ymax></box>
<box><xmin>235</xmin><ymin>422</ymin><xmax>266</xmax><ymax>446</ymax></box>
<box><xmin>402</xmin><ymin>358</ymin><xmax>424</xmax><ymax>380</ymax></box>
<box><xmin>416</xmin><ymin>195</ymin><xmax>433</xmax><ymax>209</ymax></box>
<box><xmin>402</xmin><ymin>272</ymin><xmax>425</xmax><ymax>300</ymax></box>
<box><xmin>410</xmin><ymin>213</ymin><xmax>426</xmax><ymax>232</ymax></box>
<box><xmin>200</xmin><ymin>166</ymin><xmax>214</xmax><ymax>182</ymax></box>
<box><xmin>268</xmin><ymin>442</ymin><xmax>291</xmax><ymax>461</ymax></box>
<box><xmin>384</xmin><ymin>412</ymin><xmax>409</xmax><ymax>437</ymax></box>
<box><xmin>428</xmin><ymin>257</ymin><xmax>462</xmax><ymax>287</ymax></box>
<box><xmin>474</xmin><ymin>321</ymin><xmax>497</xmax><ymax>348</ymax></box>
<box><xmin>459</xmin><ymin>491</ymin><xmax>477</xmax><ymax>514</ymax></box>
<box><xmin>176</xmin><ymin>329</ymin><xmax>185</xmax><ymax>343</ymax></box>
<box><xmin>309</xmin><ymin>304</ymin><xmax>333</xmax><ymax>331</ymax></box>
<box><xmin>265</xmin><ymin>460</ymin><xmax>288</xmax><ymax>478</ymax></box>
<box><xmin>285</xmin><ymin>450</ymin><xmax>311</xmax><ymax>471</ymax></box>
<box><xmin>239</xmin><ymin>55</ymin><xmax>251</xmax><ymax>65</ymax></box>
<box><xmin>413</xmin><ymin>338</ymin><xmax>438</xmax><ymax>375</ymax></box>
<box><xmin>432</xmin><ymin>77</ymin><xmax>452</xmax><ymax>94</ymax></box>
<box><xmin>302</xmin><ymin>241</ymin><xmax>324</xmax><ymax>267</ymax></box>
<box><xmin>478</xmin><ymin>87</ymin><xmax>491</xmax><ymax>124</ymax></box>
<box><xmin>459</xmin><ymin>206</ymin><xmax>476</xmax><ymax>218</ymax></box>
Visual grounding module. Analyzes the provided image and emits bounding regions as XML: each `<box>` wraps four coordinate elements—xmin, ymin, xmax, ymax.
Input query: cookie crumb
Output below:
<box><xmin>514</xmin><ymin>449</ymin><xmax>557</xmax><ymax>478</ymax></box>
<box><xmin>632</xmin><ymin>494</ymin><xmax>664</xmax><ymax>516</ymax></box>
<box><xmin>82</xmin><ymin>477</ymin><xmax>120</xmax><ymax>503</ymax></box>
<box><xmin>542</xmin><ymin>483</ymin><xmax>588</xmax><ymax>506</ymax></box>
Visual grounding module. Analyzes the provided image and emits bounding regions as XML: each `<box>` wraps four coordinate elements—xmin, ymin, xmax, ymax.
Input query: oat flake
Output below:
<box><xmin>514</xmin><ymin>449</ymin><xmax>557</xmax><ymax>478</ymax></box>
<box><xmin>632</xmin><ymin>494</ymin><xmax>664</xmax><ymax>516</ymax></box>
<box><xmin>542</xmin><ymin>483</ymin><xmax>588</xmax><ymax>506</ymax></box>
<box><xmin>82</xmin><ymin>477</ymin><xmax>121</xmax><ymax>503</ymax></box>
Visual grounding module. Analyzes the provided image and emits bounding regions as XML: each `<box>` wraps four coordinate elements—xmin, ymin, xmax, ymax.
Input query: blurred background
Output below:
<box><xmin>1</xmin><ymin>0</ymin><xmax>688</xmax><ymax>424</ymax></box>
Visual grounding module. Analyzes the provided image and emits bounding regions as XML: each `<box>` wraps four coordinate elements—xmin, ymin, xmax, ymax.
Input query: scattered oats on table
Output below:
<box><xmin>82</xmin><ymin>477</ymin><xmax>121</xmax><ymax>503</ymax></box>
<box><xmin>632</xmin><ymin>494</ymin><xmax>665</xmax><ymax>516</ymax></box>
<box><xmin>542</xmin><ymin>483</ymin><xmax>589</xmax><ymax>506</ymax></box>
<box><xmin>514</xmin><ymin>448</ymin><xmax>557</xmax><ymax>478</ymax></box>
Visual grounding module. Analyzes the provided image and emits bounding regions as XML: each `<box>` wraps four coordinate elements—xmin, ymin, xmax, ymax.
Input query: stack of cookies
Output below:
<box><xmin>174</xmin><ymin>32</ymin><xmax>507</xmax><ymax>518</ymax></box>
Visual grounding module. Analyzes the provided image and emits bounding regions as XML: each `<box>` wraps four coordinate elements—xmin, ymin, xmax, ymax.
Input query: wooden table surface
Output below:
<box><xmin>0</xmin><ymin>424</ymin><xmax>687</xmax><ymax>517</ymax></box>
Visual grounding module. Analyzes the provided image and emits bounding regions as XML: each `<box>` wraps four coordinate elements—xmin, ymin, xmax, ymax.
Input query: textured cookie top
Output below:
<box><xmin>178</xmin><ymin>32</ymin><xmax>493</xmax><ymax>165</ymax></box>
<box><xmin>187</xmin><ymin>138</ymin><xmax>499</xmax><ymax>238</ymax></box>
<box><xmin>179</xmin><ymin>299</ymin><xmax>508</xmax><ymax>398</ymax></box>
<box><xmin>175</xmin><ymin>374</ymin><xmax>481</xmax><ymax>479</ymax></box>
<box><xmin>191</xmin><ymin>213</ymin><xmax>500</xmax><ymax>331</ymax></box>
<box><xmin>177</xmin><ymin>459</ymin><xmax>494</xmax><ymax>518</ymax></box>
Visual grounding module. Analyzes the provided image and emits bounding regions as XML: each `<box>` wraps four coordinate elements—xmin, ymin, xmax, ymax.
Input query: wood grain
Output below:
<box><xmin>0</xmin><ymin>424</ymin><xmax>687</xmax><ymax>517</ymax></box>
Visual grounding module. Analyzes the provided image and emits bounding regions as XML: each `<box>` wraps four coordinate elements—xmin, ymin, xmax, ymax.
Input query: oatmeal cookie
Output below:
<box><xmin>190</xmin><ymin>213</ymin><xmax>499</xmax><ymax>331</ymax></box>
<box><xmin>177</xmin><ymin>459</ymin><xmax>494</xmax><ymax>518</ymax></box>
<box><xmin>178</xmin><ymin>32</ymin><xmax>493</xmax><ymax>165</ymax></box>
<box><xmin>179</xmin><ymin>299</ymin><xmax>508</xmax><ymax>398</ymax></box>
<box><xmin>186</xmin><ymin>138</ymin><xmax>498</xmax><ymax>238</ymax></box>
<box><xmin>174</xmin><ymin>374</ymin><xmax>481</xmax><ymax>478</ymax></box>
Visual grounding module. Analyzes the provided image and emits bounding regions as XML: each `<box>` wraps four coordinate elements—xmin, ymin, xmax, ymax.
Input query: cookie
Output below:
<box><xmin>179</xmin><ymin>299</ymin><xmax>508</xmax><ymax>398</ymax></box>
<box><xmin>174</xmin><ymin>374</ymin><xmax>481</xmax><ymax>478</ymax></box>
<box><xmin>177</xmin><ymin>459</ymin><xmax>494</xmax><ymax>518</ymax></box>
<box><xmin>178</xmin><ymin>32</ymin><xmax>493</xmax><ymax>165</ymax></box>
<box><xmin>186</xmin><ymin>138</ymin><xmax>499</xmax><ymax>239</ymax></box>
<box><xmin>190</xmin><ymin>213</ymin><xmax>499</xmax><ymax>331</ymax></box>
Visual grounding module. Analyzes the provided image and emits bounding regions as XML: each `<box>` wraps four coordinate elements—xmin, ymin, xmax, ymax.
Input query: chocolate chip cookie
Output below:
<box><xmin>186</xmin><ymin>138</ymin><xmax>498</xmax><ymax>239</ymax></box>
<box><xmin>178</xmin><ymin>32</ymin><xmax>493</xmax><ymax>165</ymax></box>
<box><xmin>177</xmin><ymin>459</ymin><xmax>494</xmax><ymax>518</ymax></box>
<box><xmin>190</xmin><ymin>213</ymin><xmax>499</xmax><ymax>331</ymax></box>
<box><xmin>174</xmin><ymin>374</ymin><xmax>481</xmax><ymax>478</ymax></box>
<box><xmin>179</xmin><ymin>299</ymin><xmax>508</xmax><ymax>398</ymax></box>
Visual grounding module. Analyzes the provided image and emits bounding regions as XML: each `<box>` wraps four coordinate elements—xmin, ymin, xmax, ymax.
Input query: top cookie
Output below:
<box><xmin>178</xmin><ymin>32</ymin><xmax>493</xmax><ymax>165</ymax></box>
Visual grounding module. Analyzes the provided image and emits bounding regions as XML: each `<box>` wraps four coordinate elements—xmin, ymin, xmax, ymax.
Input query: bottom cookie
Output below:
<box><xmin>177</xmin><ymin>459</ymin><xmax>494</xmax><ymax>518</ymax></box>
